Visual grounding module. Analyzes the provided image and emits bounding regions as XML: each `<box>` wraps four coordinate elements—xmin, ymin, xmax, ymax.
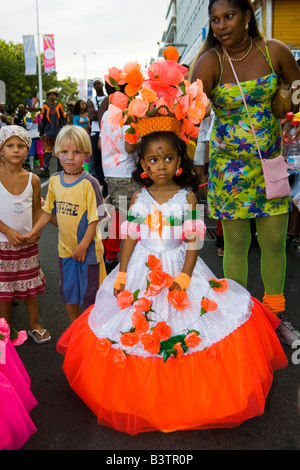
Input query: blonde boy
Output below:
<box><xmin>26</xmin><ymin>126</ymin><xmax>108</xmax><ymax>322</ymax></box>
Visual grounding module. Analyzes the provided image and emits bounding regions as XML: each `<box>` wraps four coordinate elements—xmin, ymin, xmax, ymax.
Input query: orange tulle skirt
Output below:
<box><xmin>57</xmin><ymin>298</ymin><xmax>287</xmax><ymax>435</ymax></box>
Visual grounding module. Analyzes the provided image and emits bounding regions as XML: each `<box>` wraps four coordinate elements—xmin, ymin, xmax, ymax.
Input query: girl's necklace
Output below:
<box><xmin>64</xmin><ymin>167</ymin><xmax>84</xmax><ymax>176</ymax></box>
<box><xmin>222</xmin><ymin>37</ymin><xmax>253</xmax><ymax>62</ymax></box>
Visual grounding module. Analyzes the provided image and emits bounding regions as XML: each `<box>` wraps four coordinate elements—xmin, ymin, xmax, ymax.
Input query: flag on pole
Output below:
<box><xmin>87</xmin><ymin>79</ymin><xmax>93</xmax><ymax>99</ymax></box>
<box><xmin>23</xmin><ymin>35</ymin><xmax>37</xmax><ymax>75</ymax></box>
<box><xmin>43</xmin><ymin>34</ymin><xmax>56</xmax><ymax>73</ymax></box>
<box><xmin>79</xmin><ymin>79</ymin><xmax>85</xmax><ymax>99</ymax></box>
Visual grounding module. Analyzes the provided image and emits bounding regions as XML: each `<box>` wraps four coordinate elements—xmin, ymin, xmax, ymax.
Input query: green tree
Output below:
<box><xmin>0</xmin><ymin>38</ymin><xmax>79</xmax><ymax>109</ymax></box>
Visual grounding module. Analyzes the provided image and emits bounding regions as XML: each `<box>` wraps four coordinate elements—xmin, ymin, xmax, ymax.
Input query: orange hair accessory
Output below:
<box><xmin>113</xmin><ymin>272</ymin><xmax>126</xmax><ymax>290</ymax></box>
<box><xmin>262</xmin><ymin>293</ymin><xmax>285</xmax><ymax>315</ymax></box>
<box><xmin>174</xmin><ymin>272</ymin><xmax>191</xmax><ymax>290</ymax></box>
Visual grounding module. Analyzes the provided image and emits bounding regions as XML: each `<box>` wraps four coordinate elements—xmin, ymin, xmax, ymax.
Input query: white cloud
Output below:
<box><xmin>2</xmin><ymin>0</ymin><xmax>169</xmax><ymax>81</ymax></box>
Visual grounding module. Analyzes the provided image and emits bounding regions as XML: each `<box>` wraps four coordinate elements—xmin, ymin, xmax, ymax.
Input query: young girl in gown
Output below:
<box><xmin>57</xmin><ymin>57</ymin><xmax>287</xmax><ymax>435</ymax></box>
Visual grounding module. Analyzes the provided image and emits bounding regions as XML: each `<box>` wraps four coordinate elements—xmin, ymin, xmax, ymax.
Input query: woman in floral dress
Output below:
<box><xmin>191</xmin><ymin>0</ymin><xmax>300</xmax><ymax>345</ymax></box>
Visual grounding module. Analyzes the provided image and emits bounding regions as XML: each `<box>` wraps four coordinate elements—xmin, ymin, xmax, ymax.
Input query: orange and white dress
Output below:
<box><xmin>57</xmin><ymin>188</ymin><xmax>287</xmax><ymax>434</ymax></box>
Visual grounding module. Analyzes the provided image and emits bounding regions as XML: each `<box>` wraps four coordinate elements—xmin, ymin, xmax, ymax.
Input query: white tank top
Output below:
<box><xmin>0</xmin><ymin>172</ymin><xmax>33</xmax><ymax>242</ymax></box>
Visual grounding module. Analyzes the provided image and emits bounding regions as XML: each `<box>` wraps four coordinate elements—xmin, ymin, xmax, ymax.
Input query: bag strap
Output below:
<box><xmin>226</xmin><ymin>55</ymin><xmax>264</xmax><ymax>161</ymax></box>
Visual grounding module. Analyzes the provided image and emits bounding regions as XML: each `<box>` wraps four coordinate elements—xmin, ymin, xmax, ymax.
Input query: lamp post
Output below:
<box><xmin>36</xmin><ymin>0</ymin><xmax>43</xmax><ymax>105</ymax></box>
<box><xmin>73</xmin><ymin>51</ymin><xmax>96</xmax><ymax>99</ymax></box>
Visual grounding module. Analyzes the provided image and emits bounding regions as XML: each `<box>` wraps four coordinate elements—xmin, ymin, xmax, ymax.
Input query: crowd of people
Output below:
<box><xmin>0</xmin><ymin>0</ymin><xmax>300</xmax><ymax>450</ymax></box>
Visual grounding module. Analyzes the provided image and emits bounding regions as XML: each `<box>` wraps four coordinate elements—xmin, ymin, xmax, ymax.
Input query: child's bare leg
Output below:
<box><xmin>65</xmin><ymin>304</ymin><xmax>79</xmax><ymax>323</ymax></box>
<box><xmin>24</xmin><ymin>297</ymin><xmax>50</xmax><ymax>340</ymax></box>
<box><xmin>0</xmin><ymin>301</ymin><xmax>13</xmax><ymax>324</ymax></box>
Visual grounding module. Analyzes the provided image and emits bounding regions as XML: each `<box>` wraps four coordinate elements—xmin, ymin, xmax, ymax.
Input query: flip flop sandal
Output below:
<box><xmin>28</xmin><ymin>329</ymin><xmax>51</xmax><ymax>344</ymax></box>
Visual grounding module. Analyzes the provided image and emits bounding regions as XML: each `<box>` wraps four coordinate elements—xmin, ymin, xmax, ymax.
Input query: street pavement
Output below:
<box><xmin>11</xmin><ymin>165</ymin><xmax>300</xmax><ymax>451</ymax></box>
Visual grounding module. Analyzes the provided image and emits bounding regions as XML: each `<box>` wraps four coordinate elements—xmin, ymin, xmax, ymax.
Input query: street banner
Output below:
<box><xmin>23</xmin><ymin>35</ymin><xmax>36</xmax><ymax>75</ymax></box>
<box><xmin>79</xmin><ymin>79</ymin><xmax>85</xmax><ymax>99</ymax></box>
<box><xmin>43</xmin><ymin>34</ymin><xmax>56</xmax><ymax>73</ymax></box>
<box><xmin>87</xmin><ymin>79</ymin><xmax>93</xmax><ymax>99</ymax></box>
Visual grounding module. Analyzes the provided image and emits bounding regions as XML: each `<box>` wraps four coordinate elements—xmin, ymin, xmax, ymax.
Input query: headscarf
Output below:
<box><xmin>0</xmin><ymin>125</ymin><xmax>32</xmax><ymax>149</ymax></box>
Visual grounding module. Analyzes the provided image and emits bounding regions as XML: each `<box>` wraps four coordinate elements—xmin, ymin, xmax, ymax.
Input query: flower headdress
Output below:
<box><xmin>105</xmin><ymin>48</ymin><xmax>209</xmax><ymax>144</ymax></box>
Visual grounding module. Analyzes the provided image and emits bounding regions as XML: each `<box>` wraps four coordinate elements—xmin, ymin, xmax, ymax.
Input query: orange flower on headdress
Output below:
<box><xmin>104</xmin><ymin>67</ymin><xmax>125</xmax><ymax>88</ymax></box>
<box><xmin>141</xmin><ymin>87</ymin><xmax>158</xmax><ymax>103</ymax></box>
<box><xmin>121</xmin><ymin>62</ymin><xmax>144</xmax><ymax>97</ymax></box>
<box><xmin>109</xmin><ymin>91</ymin><xmax>129</xmax><ymax>110</ymax></box>
<box><xmin>162</xmin><ymin>46</ymin><xmax>180</xmax><ymax>62</ymax></box>
<box><xmin>128</xmin><ymin>98</ymin><xmax>149</xmax><ymax>118</ymax></box>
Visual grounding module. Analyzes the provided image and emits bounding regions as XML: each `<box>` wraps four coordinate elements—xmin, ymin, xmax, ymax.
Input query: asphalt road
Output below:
<box><xmin>11</xmin><ymin>169</ymin><xmax>300</xmax><ymax>452</ymax></box>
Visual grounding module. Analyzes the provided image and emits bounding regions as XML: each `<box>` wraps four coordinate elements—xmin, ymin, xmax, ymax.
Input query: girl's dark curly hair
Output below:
<box><xmin>132</xmin><ymin>132</ymin><xmax>200</xmax><ymax>193</ymax></box>
<box><xmin>73</xmin><ymin>99</ymin><xmax>87</xmax><ymax>116</ymax></box>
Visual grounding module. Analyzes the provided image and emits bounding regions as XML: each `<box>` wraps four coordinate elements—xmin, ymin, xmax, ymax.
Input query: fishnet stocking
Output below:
<box><xmin>222</xmin><ymin>213</ymin><xmax>289</xmax><ymax>294</ymax></box>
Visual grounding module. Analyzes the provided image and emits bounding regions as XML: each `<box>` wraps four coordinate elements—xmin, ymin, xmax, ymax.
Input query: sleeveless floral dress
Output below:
<box><xmin>208</xmin><ymin>42</ymin><xmax>291</xmax><ymax>220</ymax></box>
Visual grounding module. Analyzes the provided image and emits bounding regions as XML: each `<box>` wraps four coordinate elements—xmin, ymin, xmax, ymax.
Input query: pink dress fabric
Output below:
<box><xmin>0</xmin><ymin>340</ymin><xmax>37</xmax><ymax>450</ymax></box>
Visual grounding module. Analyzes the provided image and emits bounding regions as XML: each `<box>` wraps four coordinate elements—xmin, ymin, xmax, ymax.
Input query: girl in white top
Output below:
<box><xmin>0</xmin><ymin>126</ymin><xmax>50</xmax><ymax>344</ymax></box>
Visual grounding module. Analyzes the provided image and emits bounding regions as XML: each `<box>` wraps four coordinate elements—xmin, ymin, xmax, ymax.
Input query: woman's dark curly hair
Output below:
<box><xmin>132</xmin><ymin>132</ymin><xmax>200</xmax><ymax>193</ymax></box>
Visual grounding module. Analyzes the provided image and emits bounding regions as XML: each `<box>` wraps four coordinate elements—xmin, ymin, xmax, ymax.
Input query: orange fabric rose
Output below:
<box><xmin>209</xmin><ymin>278</ymin><xmax>229</xmax><ymax>293</ymax></box>
<box><xmin>184</xmin><ymin>332</ymin><xmax>201</xmax><ymax>348</ymax></box>
<box><xmin>112</xmin><ymin>348</ymin><xmax>127</xmax><ymax>368</ymax></box>
<box><xmin>148</xmin><ymin>269</ymin><xmax>174</xmax><ymax>289</ymax></box>
<box><xmin>162</xmin><ymin>46</ymin><xmax>180</xmax><ymax>62</ymax></box>
<box><xmin>104</xmin><ymin>67</ymin><xmax>125</xmax><ymax>87</ymax></box>
<box><xmin>131</xmin><ymin>311</ymin><xmax>149</xmax><ymax>334</ymax></box>
<box><xmin>121</xmin><ymin>62</ymin><xmax>144</xmax><ymax>97</ymax></box>
<box><xmin>120</xmin><ymin>332</ymin><xmax>139</xmax><ymax>348</ymax></box>
<box><xmin>141</xmin><ymin>87</ymin><xmax>158</xmax><ymax>103</ymax></box>
<box><xmin>174</xmin><ymin>342</ymin><xmax>184</xmax><ymax>359</ymax></box>
<box><xmin>97</xmin><ymin>337</ymin><xmax>112</xmax><ymax>356</ymax></box>
<box><xmin>152</xmin><ymin>321</ymin><xmax>172</xmax><ymax>341</ymax></box>
<box><xmin>128</xmin><ymin>98</ymin><xmax>149</xmax><ymax>118</ymax></box>
<box><xmin>109</xmin><ymin>91</ymin><xmax>129</xmax><ymax>110</ymax></box>
<box><xmin>205</xmin><ymin>347</ymin><xmax>217</xmax><ymax>364</ymax></box>
<box><xmin>124</xmin><ymin>130</ymin><xmax>139</xmax><ymax>144</ymax></box>
<box><xmin>117</xmin><ymin>289</ymin><xmax>134</xmax><ymax>310</ymax></box>
<box><xmin>147</xmin><ymin>254</ymin><xmax>162</xmax><ymax>271</ymax></box>
<box><xmin>201</xmin><ymin>297</ymin><xmax>218</xmax><ymax>314</ymax></box>
<box><xmin>143</xmin><ymin>283</ymin><xmax>161</xmax><ymax>297</ymax></box>
<box><xmin>167</xmin><ymin>290</ymin><xmax>191</xmax><ymax>311</ymax></box>
<box><xmin>141</xmin><ymin>333</ymin><xmax>161</xmax><ymax>354</ymax></box>
<box><xmin>135</xmin><ymin>297</ymin><xmax>153</xmax><ymax>313</ymax></box>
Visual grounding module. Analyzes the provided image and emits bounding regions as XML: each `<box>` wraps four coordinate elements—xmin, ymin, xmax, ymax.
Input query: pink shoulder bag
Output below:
<box><xmin>227</xmin><ymin>57</ymin><xmax>291</xmax><ymax>200</ymax></box>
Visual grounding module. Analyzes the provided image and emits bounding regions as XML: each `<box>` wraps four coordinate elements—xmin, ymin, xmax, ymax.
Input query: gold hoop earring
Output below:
<box><xmin>245</xmin><ymin>23</ymin><xmax>249</xmax><ymax>31</ymax></box>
